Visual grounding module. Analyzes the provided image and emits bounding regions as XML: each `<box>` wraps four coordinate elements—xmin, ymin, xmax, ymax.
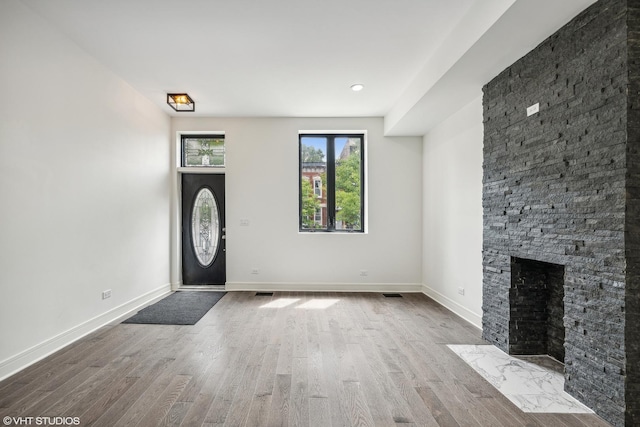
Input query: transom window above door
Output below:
<box><xmin>181</xmin><ymin>135</ymin><xmax>225</xmax><ymax>167</ymax></box>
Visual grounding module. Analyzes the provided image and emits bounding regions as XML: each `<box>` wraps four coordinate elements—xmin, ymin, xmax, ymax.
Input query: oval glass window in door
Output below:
<box><xmin>191</xmin><ymin>188</ymin><xmax>220</xmax><ymax>267</ymax></box>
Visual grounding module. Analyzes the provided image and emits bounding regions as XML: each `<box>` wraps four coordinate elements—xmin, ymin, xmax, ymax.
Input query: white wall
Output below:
<box><xmin>0</xmin><ymin>1</ymin><xmax>171</xmax><ymax>379</ymax></box>
<box><xmin>422</xmin><ymin>95</ymin><xmax>483</xmax><ymax>327</ymax></box>
<box><xmin>171</xmin><ymin>117</ymin><xmax>423</xmax><ymax>291</ymax></box>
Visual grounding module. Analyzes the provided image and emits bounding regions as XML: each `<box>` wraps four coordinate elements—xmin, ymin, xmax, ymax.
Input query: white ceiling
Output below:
<box><xmin>21</xmin><ymin>0</ymin><xmax>596</xmax><ymax>135</ymax></box>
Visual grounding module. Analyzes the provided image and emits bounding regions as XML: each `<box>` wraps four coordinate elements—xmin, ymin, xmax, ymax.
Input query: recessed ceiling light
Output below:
<box><xmin>350</xmin><ymin>83</ymin><xmax>364</xmax><ymax>92</ymax></box>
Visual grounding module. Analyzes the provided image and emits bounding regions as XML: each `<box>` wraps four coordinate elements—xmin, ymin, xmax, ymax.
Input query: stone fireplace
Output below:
<box><xmin>481</xmin><ymin>1</ymin><xmax>640</xmax><ymax>425</ymax></box>
<box><xmin>509</xmin><ymin>257</ymin><xmax>565</xmax><ymax>362</ymax></box>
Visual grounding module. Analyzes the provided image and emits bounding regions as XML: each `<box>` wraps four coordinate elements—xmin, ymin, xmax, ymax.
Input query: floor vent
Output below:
<box><xmin>383</xmin><ymin>293</ymin><xmax>403</xmax><ymax>298</ymax></box>
<box><xmin>255</xmin><ymin>292</ymin><xmax>274</xmax><ymax>296</ymax></box>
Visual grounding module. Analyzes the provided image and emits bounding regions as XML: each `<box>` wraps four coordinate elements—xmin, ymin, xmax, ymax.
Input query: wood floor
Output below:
<box><xmin>0</xmin><ymin>292</ymin><xmax>612</xmax><ymax>427</ymax></box>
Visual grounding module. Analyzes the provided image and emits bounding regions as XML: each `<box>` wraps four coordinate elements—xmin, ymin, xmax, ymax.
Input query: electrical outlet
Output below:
<box><xmin>251</xmin><ymin>269</ymin><xmax>259</xmax><ymax>275</ymax></box>
<box><xmin>360</xmin><ymin>270</ymin><xmax>368</xmax><ymax>276</ymax></box>
<box><xmin>240</xmin><ymin>219</ymin><xmax>250</xmax><ymax>226</ymax></box>
<box><xmin>102</xmin><ymin>289</ymin><xmax>112</xmax><ymax>300</ymax></box>
<box><xmin>458</xmin><ymin>287</ymin><xmax>465</xmax><ymax>296</ymax></box>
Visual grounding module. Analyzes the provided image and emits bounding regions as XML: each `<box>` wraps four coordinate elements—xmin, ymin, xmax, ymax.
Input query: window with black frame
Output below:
<box><xmin>299</xmin><ymin>133</ymin><xmax>364</xmax><ymax>232</ymax></box>
<box><xmin>181</xmin><ymin>135</ymin><xmax>225</xmax><ymax>167</ymax></box>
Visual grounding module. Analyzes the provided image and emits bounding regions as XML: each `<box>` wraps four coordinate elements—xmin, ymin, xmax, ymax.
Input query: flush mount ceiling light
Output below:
<box><xmin>167</xmin><ymin>93</ymin><xmax>195</xmax><ymax>112</ymax></box>
<box><xmin>350</xmin><ymin>83</ymin><xmax>364</xmax><ymax>92</ymax></box>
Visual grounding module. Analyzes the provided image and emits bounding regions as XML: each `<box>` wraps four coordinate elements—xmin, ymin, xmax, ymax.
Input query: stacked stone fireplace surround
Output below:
<box><xmin>482</xmin><ymin>0</ymin><xmax>640</xmax><ymax>425</ymax></box>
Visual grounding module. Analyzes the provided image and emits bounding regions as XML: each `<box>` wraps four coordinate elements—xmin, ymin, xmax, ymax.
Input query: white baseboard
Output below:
<box><xmin>225</xmin><ymin>282</ymin><xmax>422</xmax><ymax>293</ymax></box>
<box><xmin>421</xmin><ymin>284</ymin><xmax>482</xmax><ymax>329</ymax></box>
<box><xmin>0</xmin><ymin>284</ymin><xmax>172</xmax><ymax>382</ymax></box>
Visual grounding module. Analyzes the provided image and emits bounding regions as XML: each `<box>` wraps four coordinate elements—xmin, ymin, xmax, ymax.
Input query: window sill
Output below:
<box><xmin>177</xmin><ymin>167</ymin><xmax>226</xmax><ymax>174</ymax></box>
<box><xmin>299</xmin><ymin>229</ymin><xmax>366</xmax><ymax>234</ymax></box>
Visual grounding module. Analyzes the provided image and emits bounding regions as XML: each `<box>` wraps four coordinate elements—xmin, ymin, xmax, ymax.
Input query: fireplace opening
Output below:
<box><xmin>509</xmin><ymin>257</ymin><xmax>565</xmax><ymax>363</ymax></box>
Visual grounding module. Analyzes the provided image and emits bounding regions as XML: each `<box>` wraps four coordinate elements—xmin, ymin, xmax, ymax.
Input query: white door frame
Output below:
<box><xmin>170</xmin><ymin>131</ymin><xmax>226</xmax><ymax>290</ymax></box>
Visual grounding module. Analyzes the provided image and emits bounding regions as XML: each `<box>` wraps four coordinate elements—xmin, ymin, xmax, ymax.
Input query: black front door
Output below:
<box><xmin>182</xmin><ymin>174</ymin><xmax>226</xmax><ymax>285</ymax></box>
